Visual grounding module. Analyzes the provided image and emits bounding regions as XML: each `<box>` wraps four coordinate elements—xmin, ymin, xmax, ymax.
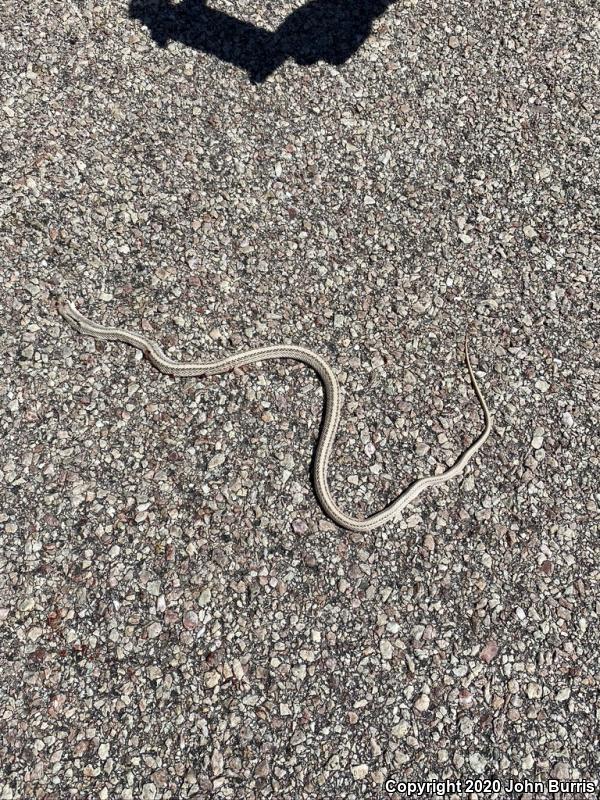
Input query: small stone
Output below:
<box><xmin>205</xmin><ymin>670</ymin><xmax>220</xmax><ymax>688</ymax></box>
<box><xmin>146</xmin><ymin>580</ymin><xmax>161</xmax><ymax>597</ymax></box>
<box><xmin>290</xmin><ymin>730</ymin><xmax>305</xmax><ymax>746</ymax></box>
<box><xmin>469</xmin><ymin>752</ymin><xmax>486</xmax><ymax>774</ymax></box>
<box><xmin>414</xmin><ymin>694</ymin><xmax>429</xmax><ymax>712</ymax></box>
<box><xmin>293</xmin><ymin>663</ymin><xmax>307</xmax><ymax>680</ymax></box>
<box><xmin>292</xmin><ymin>519</ymin><xmax>307</xmax><ymax>534</ymax></box>
<box><xmin>147</xmin><ymin>622</ymin><xmax>162</xmax><ymax>639</ymax></box>
<box><xmin>556</xmin><ymin>687</ymin><xmax>570</xmax><ymax>702</ymax></box>
<box><xmin>522</xmin><ymin>753</ymin><xmax>534</xmax><ymax>770</ymax></box>
<box><xmin>562</xmin><ymin>411</ymin><xmax>574</xmax><ymax>428</ymax></box>
<box><xmin>151</xmin><ymin>770</ymin><xmax>168</xmax><ymax>788</ymax></box>
<box><xmin>19</xmin><ymin>597</ymin><xmax>35</xmax><ymax>613</ymax></box>
<box><xmin>211</xmin><ymin>749</ymin><xmax>224</xmax><ymax>776</ymax></box>
<box><xmin>458</xmin><ymin>688</ymin><xmax>474</xmax><ymax>707</ymax></box>
<box><xmin>183</xmin><ymin>610</ymin><xmax>199</xmax><ymax>630</ymax></box>
<box><xmin>551</xmin><ymin>762</ymin><xmax>571</xmax><ymax>780</ymax></box>
<box><xmin>232</xmin><ymin>659</ymin><xmax>245</xmax><ymax>680</ymax></box>
<box><xmin>198</xmin><ymin>588</ymin><xmax>211</xmax><ymax>607</ymax></box>
<box><xmin>142</xmin><ymin>784</ymin><xmax>156</xmax><ymax>800</ymax></box>
<box><xmin>524</xmin><ymin>224</ymin><xmax>537</xmax><ymax>239</ymax></box>
<box><xmin>526</xmin><ymin>682</ymin><xmax>542</xmax><ymax>699</ymax></box>
<box><xmin>98</xmin><ymin>743</ymin><xmax>109</xmax><ymax>760</ymax></box>
<box><xmin>351</xmin><ymin>764</ymin><xmax>369</xmax><ymax>780</ymax></box>
<box><xmin>540</xmin><ymin>560</ymin><xmax>554</xmax><ymax>576</ymax></box>
<box><xmin>208</xmin><ymin>452</ymin><xmax>225</xmax><ymax>469</ymax></box>
<box><xmin>379</xmin><ymin>639</ymin><xmax>393</xmax><ymax>660</ymax></box>
<box><xmin>448</xmin><ymin>35</ymin><xmax>460</xmax><ymax>48</ymax></box>
<box><xmin>391</xmin><ymin>720</ymin><xmax>409</xmax><ymax>738</ymax></box>
<box><xmin>479</xmin><ymin>640</ymin><xmax>499</xmax><ymax>663</ymax></box>
<box><xmin>255</xmin><ymin>759</ymin><xmax>270</xmax><ymax>778</ymax></box>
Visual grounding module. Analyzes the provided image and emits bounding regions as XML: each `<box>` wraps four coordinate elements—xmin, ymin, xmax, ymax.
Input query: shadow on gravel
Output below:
<box><xmin>129</xmin><ymin>0</ymin><xmax>395</xmax><ymax>83</ymax></box>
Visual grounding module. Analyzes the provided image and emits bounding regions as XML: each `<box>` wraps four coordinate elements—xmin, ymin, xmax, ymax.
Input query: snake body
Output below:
<box><xmin>58</xmin><ymin>299</ymin><xmax>492</xmax><ymax>532</ymax></box>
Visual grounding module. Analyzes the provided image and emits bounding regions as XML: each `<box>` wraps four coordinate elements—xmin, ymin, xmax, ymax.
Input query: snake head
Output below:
<box><xmin>56</xmin><ymin>298</ymin><xmax>69</xmax><ymax>317</ymax></box>
<box><xmin>48</xmin><ymin>290</ymin><xmax>65</xmax><ymax>313</ymax></box>
<box><xmin>55</xmin><ymin>297</ymin><xmax>82</xmax><ymax>332</ymax></box>
<box><xmin>51</xmin><ymin>294</ymin><xmax>69</xmax><ymax>317</ymax></box>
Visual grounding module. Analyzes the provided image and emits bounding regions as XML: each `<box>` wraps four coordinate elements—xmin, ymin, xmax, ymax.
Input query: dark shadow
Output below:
<box><xmin>129</xmin><ymin>0</ymin><xmax>396</xmax><ymax>83</ymax></box>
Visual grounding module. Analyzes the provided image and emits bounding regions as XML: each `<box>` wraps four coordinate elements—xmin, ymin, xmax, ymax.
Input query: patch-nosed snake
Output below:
<box><xmin>58</xmin><ymin>298</ymin><xmax>492</xmax><ymax>532</ymax></box>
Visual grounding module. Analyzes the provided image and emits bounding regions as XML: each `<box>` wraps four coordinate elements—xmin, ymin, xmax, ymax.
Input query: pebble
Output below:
<box><xmin>198</xmin><ymin>588</ymin><xmax>212</xmax><ymax>607</ymax></box>
<box><xmin>391</xmin><ymin>720</ymin><xmax>410</xmax><ymax>738</ymax></box>
<box><xmin>146</xmin><ymin>580</ymin><xmax>161</xmax><ymax>597</ymax></box>
<box><xmin>146</xmin><ymin>623</ymin><xmax>162</xmax><ymax>639</ymax></box>
<box><xmin>526</xmin><ymin>682</ymin><xmax>543</xmax><ymax>699</ymax></box>
<box><xmin>208</xmin><ymin>452</ymin><xmax>226</xmax><ymax>470</ymax></box>
<box><xmin>552</xmin><ymin>763</ymin><xmax>571</xmax><ymax>780</ymax></box>
<box><xmin>531</xmin><ymin>428</ymin><xmax>545</xmax><ymax>449</ymax></box>
<box><xmin>414</xmin><ymin>694</ymin><xmax>430</xmax><ymax>712</ymax></box>
<box><xmin>351</xmin><ymin>764</ymin><xmax>369</xmax><ymax>780</ymax></box>
<box><xmin>458</xmin><ymin>689</ymin><xmax>474</xmax><ymax>707</ymax></box>
<box><xmin>522</xmin><ymin>754</ymin><xmax>534</xmax><ymax>770</ymax></box>
<box><xmin>479</xmin><ymin>640</ymin><xmax>499</xmax><ymax>663</ymax></box>
<box><xmin>205</xmin><ymin>671</ymin><xmax>220</xmax><ymax>688</ymax></box>
<box><xmin>562</xmin><ymin>411</ymin><xmax>574</xmax><ymax>428</ymax></box>
<box><xmin>379</xmin><ymin>639</ymin><xmax>393</xmax><ymax>660</ymax></box>
<box><xmin>469</xmin><ymin>753</ymin><xmax>487</xmax><ymax>774</ymax></box>
<box><xmin>183</xmin><ymin>610</ymin><xmax>199</xmax><ymax>630</ymax></box>
<box><xmin>211</xmin><ymin>750</ymin><xmax>224</xmax><ymax>777</ymax></box>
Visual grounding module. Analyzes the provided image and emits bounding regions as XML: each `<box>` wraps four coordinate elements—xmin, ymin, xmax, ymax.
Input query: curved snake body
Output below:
<box><xmin>59</xmin><ymin>299</ymin><xmax>492</xmax><ymax>532</ymax></box>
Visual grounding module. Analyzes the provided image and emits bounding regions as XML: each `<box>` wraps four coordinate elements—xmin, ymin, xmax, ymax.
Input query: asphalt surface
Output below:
<box><xmin>1</xmin><ymin>0</ymin><xmax>599</xmax><ymax>797</ymax></box>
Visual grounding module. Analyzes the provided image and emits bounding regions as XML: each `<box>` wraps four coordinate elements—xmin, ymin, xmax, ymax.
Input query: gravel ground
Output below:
<box><xmin>1</xmin><ymin>0</ymin><xmax>599</xmax><ymax>798</ymax></box>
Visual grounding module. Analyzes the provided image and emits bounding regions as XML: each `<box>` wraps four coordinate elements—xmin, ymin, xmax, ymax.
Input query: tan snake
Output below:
<box><xmin>58</xmin><ymin>298</ymin><xmax>492</xmax><ymax>532</ymax></box>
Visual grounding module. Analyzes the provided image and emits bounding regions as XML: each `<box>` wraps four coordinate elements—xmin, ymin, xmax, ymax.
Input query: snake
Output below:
<box><xmin>58</xmin><ymin>298</ymin><xmax>492</xmax><ymax>532</ymax></box>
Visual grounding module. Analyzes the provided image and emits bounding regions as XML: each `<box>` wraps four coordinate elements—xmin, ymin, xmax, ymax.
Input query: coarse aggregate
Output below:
<box><xmin>1</xmin><ymin>0</ymin><xmax>599</xmax><ymax>798</ymax></box>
